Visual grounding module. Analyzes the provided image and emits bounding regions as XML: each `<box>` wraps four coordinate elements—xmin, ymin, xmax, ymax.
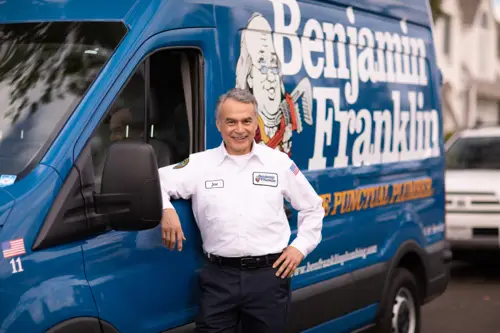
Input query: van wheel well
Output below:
<box><xmin>397</xmin><ymin>251</ymin><xmax>426</xmax><ymax>304</ymax></box>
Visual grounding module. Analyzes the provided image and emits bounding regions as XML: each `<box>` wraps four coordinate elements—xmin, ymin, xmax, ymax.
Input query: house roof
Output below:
<box><xmin>458</xmin><ymin>0</ymin><xmax>481</xmax><ymax>26</ymax></box>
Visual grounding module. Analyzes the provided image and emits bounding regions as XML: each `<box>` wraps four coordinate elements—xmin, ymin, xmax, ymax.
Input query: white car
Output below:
<box><xmin>445</xmin><ymin>127</ymin><xmax>500</xmax><ymax>259</ymax></box>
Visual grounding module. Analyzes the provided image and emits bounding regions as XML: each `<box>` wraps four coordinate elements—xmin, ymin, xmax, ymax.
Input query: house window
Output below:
<box><xmin>478</xmin><ymin>12</ymin><xmax>490</xmax><ymax>75</ymax></box>
<box><xmin>498</xmin><ymin>34</ymin><xmax>500</xmax><ymax>59</ymax></box>
<box><xmin>481</xmin><ymin>12</ymin><xmax>488</xmax><ymax>29</ymax></box>
<box><xmin>443</xmin><ymin>14</ymin><xmax>451</xmax><ymax>56</ymax></box>
<box><xmin>497</xmin><ymin>101</ymin><xmax>500</xmax><ymax>125</ymax></box>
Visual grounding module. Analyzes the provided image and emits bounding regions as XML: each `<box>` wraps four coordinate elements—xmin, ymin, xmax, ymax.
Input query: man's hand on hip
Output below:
<box><xmin>161</xmin><ymin>208</ymin><xmax>186</xmax><ymax>251</ymax></box>
<box><xmin>273</xmin><ymin>246</ymin><xmax>304</xmax><ymax>279</ymax></box>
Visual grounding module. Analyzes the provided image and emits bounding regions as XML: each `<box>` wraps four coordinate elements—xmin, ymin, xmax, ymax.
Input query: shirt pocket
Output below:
<box><xmin>250</xmin><ymin>183</ymin><xmax>284</xmax><ymax>219</ymax></box>
<box><xmin>199</xmin><ymin>184</ymin><xmax>230</xmax><ymax>231</ymax></box>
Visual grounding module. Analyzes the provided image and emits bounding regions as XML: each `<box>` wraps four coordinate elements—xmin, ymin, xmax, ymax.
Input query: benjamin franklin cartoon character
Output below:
<box><xmin>235</xmin><ymin>13</ymin><xmax>313</xmax><ymax>156</ymax></box>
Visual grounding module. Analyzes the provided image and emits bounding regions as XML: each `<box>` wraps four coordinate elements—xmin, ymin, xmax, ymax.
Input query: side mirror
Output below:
<box><xmin>94</xmin><ymin>141</ymin><xmax>163</xmax><ymax>231</ymax></box>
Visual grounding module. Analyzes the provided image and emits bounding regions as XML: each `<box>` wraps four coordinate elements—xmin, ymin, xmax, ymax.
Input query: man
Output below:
<box><xmin>158</xmin><ymin>88</ymin><xmax>324</xmax><ymax>333</ymax></box>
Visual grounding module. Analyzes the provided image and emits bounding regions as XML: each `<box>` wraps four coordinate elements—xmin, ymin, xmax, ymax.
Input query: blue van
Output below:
<box><xmin>0</xmin><ymin>0</ymin><xmax>451</xmax><ymax>332</ymax></box>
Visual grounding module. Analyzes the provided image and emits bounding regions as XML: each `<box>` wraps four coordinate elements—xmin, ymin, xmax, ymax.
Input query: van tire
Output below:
<box><xmin>375</xmin><ymin>268</ymin><xmax>421</xmax><ymax>333</ymax></box>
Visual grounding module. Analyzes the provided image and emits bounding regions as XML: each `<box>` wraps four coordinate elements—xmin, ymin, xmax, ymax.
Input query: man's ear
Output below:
<box><xmin>216</xmin><ymin>118</ymin><xmax>221</xmax><ymax>133</ymax></box>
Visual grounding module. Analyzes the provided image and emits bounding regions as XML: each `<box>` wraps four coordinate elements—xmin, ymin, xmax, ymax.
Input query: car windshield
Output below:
<box><xmin>446</xmin><ymin>135</ymin><xmax>500</xmax><ymax>170</ymax></box>
<box><xmin>0</xmin><ymin>21</ymin><xmax>126</xmax><ymax>182</ymax></box>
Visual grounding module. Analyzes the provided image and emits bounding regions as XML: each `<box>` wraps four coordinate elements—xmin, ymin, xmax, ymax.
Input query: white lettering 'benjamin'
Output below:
<box><xmin>269</xmin><ymin>0</ymin><xmax>428</xmax><ymax>92</ymax></box>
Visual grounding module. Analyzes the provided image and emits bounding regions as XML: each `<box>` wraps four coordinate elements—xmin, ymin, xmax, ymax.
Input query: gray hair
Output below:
<box><xmin>215</xmin><ymin>88</ymin><xmax>258</xmax><ymax>120</ymax></box>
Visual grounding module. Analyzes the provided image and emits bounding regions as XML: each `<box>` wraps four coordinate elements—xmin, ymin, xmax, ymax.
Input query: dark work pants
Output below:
<box><xmin>195</xmin><ymin>260</ymin><xmax>291</xmax><ymax>333</ymax></box>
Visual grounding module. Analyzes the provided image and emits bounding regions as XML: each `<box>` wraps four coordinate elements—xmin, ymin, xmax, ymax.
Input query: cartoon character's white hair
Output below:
<box><xmin>235</xmin><ymin>12</ymin><xmax>285</xmax><ymax>96</ymax></box>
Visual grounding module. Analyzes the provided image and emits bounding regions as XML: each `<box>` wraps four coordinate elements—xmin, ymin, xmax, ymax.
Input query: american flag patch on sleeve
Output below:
<box><xmin>2</xmin><ymin>238</ymin><xmax>26</xmax><ymax>258</ymax></box>
<box><xmin>289</xmin><ymin>162</ymin><xmax>300</xmax><ymax>176</ymax></box>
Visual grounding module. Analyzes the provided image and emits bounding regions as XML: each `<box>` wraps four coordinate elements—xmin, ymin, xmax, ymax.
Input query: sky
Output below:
<box><xmin>495</xmin><ymin>0</ymin><xmax>500</xmax><ymax>19</ymax></box>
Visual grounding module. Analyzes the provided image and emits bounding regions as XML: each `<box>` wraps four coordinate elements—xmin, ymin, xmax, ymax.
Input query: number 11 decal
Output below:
<box><xmin>10</xmin><ymin>257</ymin><xmax>24</xmax><ymax>274</ymax></box>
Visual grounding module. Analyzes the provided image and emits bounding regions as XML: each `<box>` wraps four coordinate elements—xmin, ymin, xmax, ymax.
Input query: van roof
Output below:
<box><xmin>0</xmin><ymin>0</ymin><xmax>433</xmax><ymax>28</ymax></box>
<box><xmin>0</xmin><ymin>0</ymin><xmax>140</xmax><ymax>24</ymax></box>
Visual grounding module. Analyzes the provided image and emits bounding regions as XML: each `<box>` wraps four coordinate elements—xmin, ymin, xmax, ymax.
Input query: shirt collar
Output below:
<box><xmin>216</xmin><ymin>140</ymin><xmax>265</xmax><ymax>166</ymax></box>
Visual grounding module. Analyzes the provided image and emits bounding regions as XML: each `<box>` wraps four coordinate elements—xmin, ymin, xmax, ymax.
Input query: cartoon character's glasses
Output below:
<box><xmin>256</xmin><ymin>64</ymin><xmax>279</xmax><ymax>75</ymax></box>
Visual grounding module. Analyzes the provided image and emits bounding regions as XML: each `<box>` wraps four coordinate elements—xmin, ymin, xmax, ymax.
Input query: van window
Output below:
<box><xmin>90</xmin><ymin>49</ymin><xmax>202</xmax><ymax>185</ymax></box>
<box><xmin>0</xmin><ymin>21</ymin><xmax>127</xmax><ymax>179</ymax></box>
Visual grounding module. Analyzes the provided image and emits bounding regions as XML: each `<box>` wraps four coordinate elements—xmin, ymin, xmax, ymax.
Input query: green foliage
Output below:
<box><xmin>429</xmin><ymin>0</ymin><xmax>443</xmax><ymax>22</ymax></box>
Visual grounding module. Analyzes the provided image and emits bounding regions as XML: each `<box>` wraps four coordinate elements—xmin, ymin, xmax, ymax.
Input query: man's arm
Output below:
<box><xmin>284</xmin><ymin>160</ymin><xmax>324</xmax><ymax>258</ymax></box>
<box><xmin>158</xmin><ymin>157</ymin><xmax>196</xmax><ymax>251</ymax></box>
<box><xmin>159</xmin><ymin>157</ymin><xmax>195</xmax><ymax>209</ymax></box>
<box><xmin>273</xmin><ymin>156</ymin><xmax>324</xmax><ymax>278</ymax></box>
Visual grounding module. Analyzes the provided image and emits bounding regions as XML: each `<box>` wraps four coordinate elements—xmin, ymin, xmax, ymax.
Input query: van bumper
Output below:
<box><xmin>423</xmin><ymin>240</ymin><xmax>452</xmax><ymax>304</ymax></box>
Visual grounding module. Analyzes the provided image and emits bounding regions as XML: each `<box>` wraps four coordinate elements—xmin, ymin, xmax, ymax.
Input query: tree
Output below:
<box><xmin>0</xmin><ymin>22</ymin><xmax>125</xmax><ymax>124</ymax></box>
<box><xmin>429</xmin><ymin>0</ymin><xmax>443</xmax><ymax>22</ymax></box>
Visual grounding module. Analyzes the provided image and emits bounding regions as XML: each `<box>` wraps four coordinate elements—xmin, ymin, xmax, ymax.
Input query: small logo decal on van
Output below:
<box><xmin>0</xmin><ymin>175</ymin><xmax>16</xmax><ymax>187</ymax></box>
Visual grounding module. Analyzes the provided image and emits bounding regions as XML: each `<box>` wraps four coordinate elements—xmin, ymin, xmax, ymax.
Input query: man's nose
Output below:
<box><xmin>236</xmin><ymin>122</ymin><xmax>245</xmax><ymax>132</ymax></box>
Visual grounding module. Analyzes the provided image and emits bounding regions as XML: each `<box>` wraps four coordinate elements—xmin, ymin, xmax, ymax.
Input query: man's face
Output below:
<box><xmin>216</xmin><ymin>98</ymin><xmax>258</xmax><ymax>155</ymax></box>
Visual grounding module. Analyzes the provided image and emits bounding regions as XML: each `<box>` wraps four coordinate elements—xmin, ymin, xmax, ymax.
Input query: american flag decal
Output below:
<box><xmin>2</xmin><ymin>238</ymin><xmax>26</xmax><ymax>258</ymax></box>
<box><xmin>289</xmin><ymin>162</ymin><xmax>300</xmax><ymax>176</ymax></box>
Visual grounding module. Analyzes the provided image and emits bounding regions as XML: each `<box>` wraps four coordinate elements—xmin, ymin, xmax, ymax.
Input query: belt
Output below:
<box><xmin>207</xmin><ymin>252</ymin><xmax>282</xmax><ymax>270</ymax></box>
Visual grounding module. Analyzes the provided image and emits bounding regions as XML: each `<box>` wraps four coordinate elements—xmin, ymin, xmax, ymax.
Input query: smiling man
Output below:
<box><xmin>158</xmin><ymin>88</ymin><xmax>324</xmax><ymax>333</ymax></box>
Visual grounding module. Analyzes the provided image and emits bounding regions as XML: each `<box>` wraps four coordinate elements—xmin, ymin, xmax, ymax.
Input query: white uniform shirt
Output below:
<box><xmin>159</xmin><ymin>141</ymin><xmax>324</xmax><ymax>258</ymax></box>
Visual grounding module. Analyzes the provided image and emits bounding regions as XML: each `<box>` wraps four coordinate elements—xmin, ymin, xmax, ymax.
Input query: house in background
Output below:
<box><xmin>434</xmin><ymin>0</ymin><xmax>500</xmax><ymax>134</ymax></box>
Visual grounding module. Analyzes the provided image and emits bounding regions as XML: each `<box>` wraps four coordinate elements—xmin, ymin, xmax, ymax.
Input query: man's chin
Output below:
<box><xmin>227</xmin><ymin>139</ymin><xmax>252</xmax><ymax>153</ymax></box>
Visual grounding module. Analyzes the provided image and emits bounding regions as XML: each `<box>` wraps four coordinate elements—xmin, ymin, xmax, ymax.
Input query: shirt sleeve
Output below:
<box><xmin>158</xmin><ymin>156</ymin><xmax>197</xmax><ymax>210</ymax></box>
<box><xmin>282</xmin><ymin>156</ymin><xmax>324</xmax><ymax>258</ymax></box>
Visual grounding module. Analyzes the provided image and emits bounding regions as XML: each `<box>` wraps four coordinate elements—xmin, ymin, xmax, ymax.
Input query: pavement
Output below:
<box><xmin>422</xmin><ymin>259</ymin><xmax>500</xmax><ymax>333</ymax></box>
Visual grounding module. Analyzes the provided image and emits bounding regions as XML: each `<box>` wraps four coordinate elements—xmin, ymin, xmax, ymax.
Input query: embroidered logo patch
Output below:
<box><xmin>252</xmin><ymin>172</ymin><xmax>278</xmax><ymax>187</ymax></box>
<box><xmin>173</xmin><ymin>158</ymin><xmax>189</xmax><ymax>169</ymax></box>
<box><xmin>205</xmin><ymin>180</ymin><xmax>224</xmax><ymax>189</ymax></box>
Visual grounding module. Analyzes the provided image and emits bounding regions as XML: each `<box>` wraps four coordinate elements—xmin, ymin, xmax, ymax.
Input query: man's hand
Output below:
<box><xmin>272</xmin><ymin>246</ymin><xmax>304</xmax><ymax>279</ymax></box>
<box><xmin>161</xmin><ymin>208</ymin><xmax>186</xmax><ymax>251</ymax></box>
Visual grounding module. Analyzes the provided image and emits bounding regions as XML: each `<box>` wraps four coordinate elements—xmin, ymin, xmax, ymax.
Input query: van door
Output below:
<box><xmin>75</xmin><ymin>29</ymin><xmax>219</xmax><ymax>333</ymax></box>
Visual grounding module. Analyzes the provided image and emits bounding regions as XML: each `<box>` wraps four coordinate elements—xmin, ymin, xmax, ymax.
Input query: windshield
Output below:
<box><xmin>446</xmin><ymin>136</ymin><xmax>500</xmax><ymax>170</ymax></box>
<box><xmin>0</xmin><ymin>21</ymin><xmax>126</xmax><ymax>183</ymax></box>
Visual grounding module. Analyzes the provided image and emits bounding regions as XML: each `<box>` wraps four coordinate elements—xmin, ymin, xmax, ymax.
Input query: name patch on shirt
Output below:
<box><xmin>253</xmin><ymin>172</ymin><xmax>278</xmax><ymax>187</ymax></box>
<box><xmin>205</xmin><ymin>179</ymin><xmax>224</xmax><ymax>189</ymax></box>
